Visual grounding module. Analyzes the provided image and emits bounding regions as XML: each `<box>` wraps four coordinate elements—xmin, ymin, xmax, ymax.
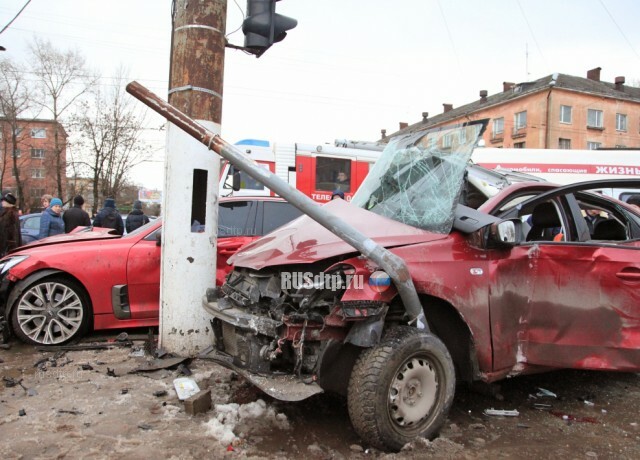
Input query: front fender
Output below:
<box><xmin>5</xmin><ymin>269</ymin><xmax>63</xmax><ymax>318</ymax></box>
<box><xmin>325</xmin><ymin>257</ymin><xmax>398</xmax><ymax>304</ymax></box>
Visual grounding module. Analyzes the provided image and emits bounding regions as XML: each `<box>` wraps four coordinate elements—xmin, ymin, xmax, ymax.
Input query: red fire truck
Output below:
<box><xmin>219</xmin><ymin>139</ymin><xmax>384</xmax><ymax>202</ymax></box>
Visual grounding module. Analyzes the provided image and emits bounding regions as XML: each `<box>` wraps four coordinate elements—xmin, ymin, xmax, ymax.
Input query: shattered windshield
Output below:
<box><xmin>351</xmin><ymin>121</ymin><xmax>487</xmax><ymax>233</ymax></box>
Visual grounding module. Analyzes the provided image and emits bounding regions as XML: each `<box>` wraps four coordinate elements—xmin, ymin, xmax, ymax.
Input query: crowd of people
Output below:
<box><xmin>0</xmin><ymin>192</ymin><xmax>151</xmax><ymax>257</ymax></box>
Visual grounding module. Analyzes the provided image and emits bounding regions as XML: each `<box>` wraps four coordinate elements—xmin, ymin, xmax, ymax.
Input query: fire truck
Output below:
<box><xmin>472</xmin><ymin>147</ymin><xmax>640</xmax><ymax>201</ymax></box>
<box><xmin>219</xmin><ymin>139</ymin><xmax>384</xmax><ymax>202</ymax></box>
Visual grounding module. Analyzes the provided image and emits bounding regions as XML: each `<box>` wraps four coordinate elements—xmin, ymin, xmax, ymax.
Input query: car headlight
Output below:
<box><xmin>0</xmin><ymin>255</ymin><xmax>29</xmax><ymax>275</ymax></box>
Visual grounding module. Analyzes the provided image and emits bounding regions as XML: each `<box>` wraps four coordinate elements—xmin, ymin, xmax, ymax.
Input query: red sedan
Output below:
<box><xmin>0</xmin><ymin>196</ymin><xmax>302</xmax><ymax>346</ymax></box>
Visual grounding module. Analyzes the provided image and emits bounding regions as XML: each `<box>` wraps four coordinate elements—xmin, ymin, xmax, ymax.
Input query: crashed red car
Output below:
<box><xmin>203</xmin><ymin>121</ymin><xmax>640</xmax><ymax>451</ymax></box>
<box><xmin>0</xmin><ymin>196</ymin><xmax>302</xmax><ymax>346</ymax></box>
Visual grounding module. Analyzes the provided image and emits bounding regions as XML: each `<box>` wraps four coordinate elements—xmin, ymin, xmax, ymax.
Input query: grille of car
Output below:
<box><xmin>222</xmin><ymin>322</ymin><xmax>238</xmax><ymax>356</ymax></box>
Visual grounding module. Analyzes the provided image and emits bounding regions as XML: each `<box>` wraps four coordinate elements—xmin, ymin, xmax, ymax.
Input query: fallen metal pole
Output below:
<box><xmin>126</xmin><ymin>81</ymin><xmax>428</xmax><ymax>331</ymax></box>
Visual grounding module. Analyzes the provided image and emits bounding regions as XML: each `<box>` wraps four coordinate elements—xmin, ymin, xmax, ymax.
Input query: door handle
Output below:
<box><xmin>615</xmin><ymin>269</ymin><xmax>640</xmax><ymax>281</ymax></box>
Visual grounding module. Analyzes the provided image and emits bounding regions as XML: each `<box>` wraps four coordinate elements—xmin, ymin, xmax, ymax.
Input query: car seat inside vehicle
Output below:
<box><xmin>591</xmin><ymin>219</ymin><xmax>627</xmax><ymax>241</ymax></box>
<box><xmin>526</xmin><ymin>202</ymin><xmax>562</xmax><ymax>241</ymax></box>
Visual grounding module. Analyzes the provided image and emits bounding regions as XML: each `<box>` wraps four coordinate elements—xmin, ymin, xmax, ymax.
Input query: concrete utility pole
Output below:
<box><xmin>160</xmin><ymin>0</ymin><xmax>227</xmax><ymax>355</ymax></box>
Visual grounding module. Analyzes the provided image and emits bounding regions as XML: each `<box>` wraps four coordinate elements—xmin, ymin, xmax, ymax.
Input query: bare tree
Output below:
<box><xmin>29</xmin><ymin>38</ymin><xmax>98</xmax><ymax>199</ymax></box>
<box><xmin>0</xmin><ymin>58</ymin><xmax>35</xmax><ymax>210</ymax></box>
<box><xmin>72</xmin><ymin>68</ymin><xmax>153</xmax><ymax>214</ymax></box>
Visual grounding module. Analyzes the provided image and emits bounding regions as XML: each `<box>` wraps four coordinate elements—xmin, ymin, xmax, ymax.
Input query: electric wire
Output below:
<box><xmin>0</xmin><ymin>0</ymin><xmax>32</xmax><ymax>35</ymax></box>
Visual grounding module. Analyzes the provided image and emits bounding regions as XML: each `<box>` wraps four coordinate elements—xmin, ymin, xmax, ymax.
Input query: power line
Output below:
<box><xmin>598</xmin><ymin>0</ymin><xmax>640</xmax><ymax>61</ymax></box>
<box><xmin>0</xmin><ymin>0</ymin><xmax>32</xmax><ymax>35</ymax></box>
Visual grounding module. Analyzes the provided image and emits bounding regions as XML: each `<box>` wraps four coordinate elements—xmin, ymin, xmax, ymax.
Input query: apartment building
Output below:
<box><xmin>0</xmin><ymin>119</ymin><xmax>67</xmax><ymax>212</ymax></box>
<box><xmin>386</xmin><ymin>67</ymin><xmax>640</xmax><ymax>151</ymax></box>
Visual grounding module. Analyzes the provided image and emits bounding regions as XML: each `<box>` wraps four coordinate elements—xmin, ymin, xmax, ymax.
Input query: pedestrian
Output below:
<box><xmin>331</xmin><ymin>189</ymin><xmax>345</xmax><ymax>200</ymax></box>
<box><xmin>0</xmin><ymin>192</ymin><xmax>22</xmax><ymax>256</ymax></box>
<box><xmin>126</xmin><ymin>200</ymin><xmax>150</xmax><ymax>233</ymax></box>
<box><xmin>41</xmin><ymin>194</ymin><xmax>53</xmax><ymax>211</ymax></box>
<box><xmin>38</xmin><ymin>197</ymin><xmax>64</xmax><ymax>239</ymax></box>
<box><xmin>63</xmin><ymin>195</ymin><xmax>91</xmax><ymax>233</ymax></box>
<box><xmin>93</xmin><ymin>197</ymin><xmax>124</xmax><ymax>236</ymax></box>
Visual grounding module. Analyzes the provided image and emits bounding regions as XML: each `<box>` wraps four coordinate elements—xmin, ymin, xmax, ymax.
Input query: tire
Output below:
<box><xmin>347</xmin><ymin>326</ymin><xmax>456</xmax><ymax>451</ymax></box>
<box><xmin>10</xmin><ymin>276</ymin><xmax>92</xmax><ymax>346</ymax></box>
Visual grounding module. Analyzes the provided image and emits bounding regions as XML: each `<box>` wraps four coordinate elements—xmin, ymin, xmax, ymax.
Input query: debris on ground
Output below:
<box><xmin>483</xmin><ymin>408</ymin><xmax>520</xmax><ymax>417</ymax></box>
<box><xmin>174</xmin><ymin>377</ymin><xmax>200</xmax><ymax>400</ymax></box>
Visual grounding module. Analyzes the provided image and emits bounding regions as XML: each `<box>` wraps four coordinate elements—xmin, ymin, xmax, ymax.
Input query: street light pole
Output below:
<box><xmin>160</xmin><ymin>0</ymin><xmax>227</xmax><ymax>355</ymax></box>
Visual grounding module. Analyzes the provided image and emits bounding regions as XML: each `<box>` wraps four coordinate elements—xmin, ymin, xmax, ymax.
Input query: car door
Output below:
<box><xmin>491</xmin><ymin>181</ymin><xmax>640</xmax><ymax>372</ymax></box>
<box><xmin>126</xmin><ymin>225</ymin><xmax>162</xmax><ymax>319</ymax></box>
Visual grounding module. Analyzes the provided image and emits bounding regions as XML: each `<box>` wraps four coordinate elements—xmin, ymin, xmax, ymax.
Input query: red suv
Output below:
<box><xmin>0</xmin><ymin>196</ymin><xmax>302</xmax><ymax>346</ymax></box>
<box><xmin>203</xmin><ymin>122</ymin><xmax>640</xmax><ymax>451</ymax></box>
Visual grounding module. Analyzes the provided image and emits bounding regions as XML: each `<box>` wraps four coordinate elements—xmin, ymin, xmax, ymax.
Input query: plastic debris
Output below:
<box><xmin>153</xmin><ymin>390</ymin><xmax>168</xmax><ymax>397</ymax></box>
<box><xmin>58</xmin><ymin>409</ymin><xmax>83</xmax><ymax>415</ymax></box>
<box><xmin>106</xmin><ymin>368</ymin><xmax>117</xmax><ymax>377</ymax></box>
<box><xmin>174</xmin><ymin>377</ymin><xmax>200</xmax><ymax>400</ymax></box>
<box><xmin>536</xmin><ymin>387</ymin><xmax>557</xmax><ymax>398</ymax></box>
<box><xmin>483</xmin><ymin>408</ymin><xmax>520</xmax><ymax>417</ymax></box>
<box><xmin>80</xmin><ymin>364</ymin><xmax>94</xmax><ymax>371</ymax></box>
<box><xmin>18</xmin><ymin>409</ymin><xmax>26</xmax><ymax>416</ymax></box>
<box><xmin>138</xmin><ymin>423</ymin><xmax>153</xmax><ymax>430</ymax></box>
<box><xmin>584</xmin><ymin>400</ymin><xmax>595</xmax><ymax>407</ymax></box>
<box><xmin>533</xmin><ymin>403</ymin><xmax>552</xmax><ymax>411</ymax></box>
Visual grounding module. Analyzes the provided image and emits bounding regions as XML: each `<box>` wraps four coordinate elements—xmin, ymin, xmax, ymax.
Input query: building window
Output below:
<box><xmin>30</xmin><ymin>188</ymin><xmax>45</xmax><ymax>198</ymax></box>
<box><xmin>14</xmin><ymin>128</ymin><xmax>23</xmax><ymax>136</ymax></box>
<box><xmin>559</xmin><ymin>138</ymin><xmax>571</xmax><ymax>149</ymax></box>
<box><xmin>442</xmin><ymin>133</ymin><xmax>453</xmax><ymax>148</ymax></box>
<box><xmin>514</xmin><ymin>111</ymin><xmax>527</xmax><ymax>130</ymax></box>
<box><xmin>587</xmin><ymin>141</ymin><xmax>601</xmax><ymax>150</ymax></box>
<box><xmin>514</xmin><ymin>142</ymin><xmax>526</xmax><ymax>148</ymax></box>
<box><xmin>31</xmin><ymin>148</ymin><xmax>45</xmax><ymax>159</ymax></box>
<box><xmin>493</xmin><ymin>117</ymin><xmax>504</xmax><ymax>135</ymax></box>
<box><xmin>459</xmin><ymin>129</ymin><xmax>467</xmax><ymax>143</ymax></box>
<box><xmin>616</xmin><ymin>113</ymin><xmax>627</xmax><ymax>132</ymax></box>
<box><xmin>560</xmin><ymin>105</ymin><xmax>572</xmax><ymax>124</ymax></box>
<box><xmin>587</xmin><ymin>109</ymin><xmax>603</xmax><ymax>128</ymax></box>
<box><xmin>30</xmin><ymin>128</ymin><xmax>46</xmax><ymax>138</ymax></box>
<box><xmin>13</xmin><ymin>149</ymin><xmax>21</xmax><ymax>158</ymax></box>
<box><xmin>32</xmin><ymin>169</ymin><xmax>45</xmax><ymax>179</ymax></box>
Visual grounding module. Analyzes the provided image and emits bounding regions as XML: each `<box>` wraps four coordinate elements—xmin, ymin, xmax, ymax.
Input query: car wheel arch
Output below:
<box><xmin>6</xmin><ymin>269</ymin><xmax>94</xmax><ymax>320</ymax></box>
<box><xmin>418</xmin><ymin>294</ymin><xmax>479</xmax><ymax>384</ymax></box>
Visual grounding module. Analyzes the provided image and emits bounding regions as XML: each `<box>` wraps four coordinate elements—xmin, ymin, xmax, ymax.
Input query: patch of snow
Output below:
<box><xmin>204</xmin><ymin>399</ymin><xmax>289</xmax><ymax>445</ymax></box>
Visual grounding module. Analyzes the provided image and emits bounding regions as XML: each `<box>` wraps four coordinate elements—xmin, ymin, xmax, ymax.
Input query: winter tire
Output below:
<box><xmin>347</xmin><ymin>326</ymin><xmax>456</xmax><ymax>451</ymax></box>
<box><xmin>11</xmin><ymin>276</ymin><xmax>91</xmax><ymax>346</ymax></box>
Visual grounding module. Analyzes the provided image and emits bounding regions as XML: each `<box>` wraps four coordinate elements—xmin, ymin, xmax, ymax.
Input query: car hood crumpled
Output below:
<box><xmin>229</xmin><ymin>199</ymin><xmax>447</xmax><ymax>270</ymax></box>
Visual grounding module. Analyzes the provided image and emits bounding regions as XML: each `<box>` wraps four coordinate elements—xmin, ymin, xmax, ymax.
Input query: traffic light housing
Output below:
<box><xmin>242</xmin><ymin>0</ymin><xmax>297</xmax><ymax>57</ymax></box>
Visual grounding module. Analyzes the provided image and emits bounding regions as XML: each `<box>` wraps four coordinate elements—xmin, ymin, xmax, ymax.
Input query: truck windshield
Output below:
<box><xmin>351</xmin><ymin>121</ymin><xmax>486</xmax><ymax>233</ymax></box>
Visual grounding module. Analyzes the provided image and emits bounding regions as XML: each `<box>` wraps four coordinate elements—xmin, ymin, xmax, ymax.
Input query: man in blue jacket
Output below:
<box><xmin>93</xmin><ymin>198</ymin><xmax>124</xmax><ymax>236</ymax></box>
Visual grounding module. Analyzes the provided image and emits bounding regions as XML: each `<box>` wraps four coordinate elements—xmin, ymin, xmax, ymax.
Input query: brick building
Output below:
<box><xmin>386</xmin><ymin>67</ymin><xmax>640</xmax><ymax>151</ymax></box>
<box><xmin>0</xmin><ymin>118</ymin><xmax>67</xmax><ymax>212</ymax></box>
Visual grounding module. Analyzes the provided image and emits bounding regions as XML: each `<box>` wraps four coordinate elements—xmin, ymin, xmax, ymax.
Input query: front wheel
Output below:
<box><xmin>347</xmin><ymin>326</ymin><xmax>455</xmax><ymax>451</ymax></box>
<box><xmin>11</xmin><ymin>276</ymin><xmax>91</xmax><ymax>346</ymax></box>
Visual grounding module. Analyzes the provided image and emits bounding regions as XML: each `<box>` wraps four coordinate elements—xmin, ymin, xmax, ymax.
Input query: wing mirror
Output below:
<box><xmin>232</xmin><ymin>167</ymin><xmax>241</xmax><ymax>191</ymax></box>
<box><xmin>487</xmin><ymin>219</ymin><xmax>522</xmax><ymax>248</ymax></box>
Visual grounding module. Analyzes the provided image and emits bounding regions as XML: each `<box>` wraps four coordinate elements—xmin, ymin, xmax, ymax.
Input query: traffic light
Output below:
<box><xmin>242</xmin><ymin>0</ymin><xmax>297</xmax><ymax>57</ymax></box>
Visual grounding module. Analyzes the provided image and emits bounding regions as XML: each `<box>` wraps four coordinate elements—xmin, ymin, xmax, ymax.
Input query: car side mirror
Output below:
<box><xmin>487</xmin><ymin>219</ymin><xmax>522</xmax><ymax>248</ymax></box>
<box><xmin>155</xmin><ymin>230</ymin><xmax>162</xmax><ymax>247</ymax></box>
<box><xmin>232</xmin><ymin>167</ymin><xmax>241</xmax><ymax>192</ymax></box>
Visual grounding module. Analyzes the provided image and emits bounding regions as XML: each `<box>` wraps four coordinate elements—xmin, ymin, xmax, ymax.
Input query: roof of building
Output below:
<box><xmin>386</xmin><ymin>72</ymin><xmax>640</xmax><ymax>140</ymax></box>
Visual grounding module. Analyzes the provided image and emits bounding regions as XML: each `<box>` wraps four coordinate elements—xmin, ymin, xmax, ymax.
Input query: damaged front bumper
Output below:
<box><xmin>202</xmin><ymin>292</ymin><xmax>324</xmax><ymax>401</ymax></box>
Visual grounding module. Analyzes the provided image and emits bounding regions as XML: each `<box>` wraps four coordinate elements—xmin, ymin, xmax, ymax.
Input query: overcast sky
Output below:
<box><xmin>2</xmin><ymin>0</ymin><xmax>640</xmax><ymax>190</ymax></box>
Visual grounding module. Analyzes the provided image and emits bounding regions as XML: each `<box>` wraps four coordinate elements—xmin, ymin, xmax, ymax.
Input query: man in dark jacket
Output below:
<box><xmin>63</xmin><ymin>195</ymin><xmax>91</xmax><ymax>233</ymax></box>
<box><xmin>93</xmin><ymin>198</ymin><xmax>124</xmax><ymax>236</ymax></box>
<box><xmin>0</xmin><ymin>192</ymin><xmax>21</xmax><ymax>256</ymax></box>
<box><xmin>126</xmin><ymin>200</ymin><xmax>150</xmax><ymax>233</ymax></box>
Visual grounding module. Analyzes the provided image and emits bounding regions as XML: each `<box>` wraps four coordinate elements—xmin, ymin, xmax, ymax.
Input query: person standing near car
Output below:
<box><xmin>126</xmin><ymin>200</ymin><xmax>150</xmax><ymax>233</ymax></box>
<box><xmin>38</xmin><ymin>197</ymin><xmax>64</xmax><ymax>239</ymax></box>
<box><xmin>63</xmin><ymin>195</ymin><xmax>91</xmax><ymax>233</ymax></box>
<box><xmin>93</xmin><ymin>197</ymin><xmax>124</xmax><ymax>236</ymax></box>
<box><xmin>0</xmin><ymin>192</ymin><xmax>22</xmax><ymax>256</ymax></box>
